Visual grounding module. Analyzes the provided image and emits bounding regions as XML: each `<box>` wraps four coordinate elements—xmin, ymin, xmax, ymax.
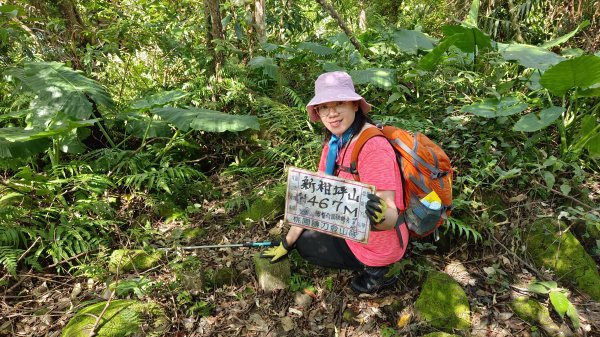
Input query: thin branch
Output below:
<box><xmin>44</xmin><ymin>249</ymin><xmax>96</xmax><ymax>270</ymax></box>
<box><xmin>532</xmin><ymin>180</ymin><xmax>594</xmax><ymax>210</ymax></box>
<box><xmin>89</xmin><ymin>258</ymin><xmax>121</xmax><ymax>336</ymax></box>
<box><xmin>314</xmin><ymin>0</ymin><xmax>366</xmax><ymax>57</ymax></box>
<box><xmin>486</xmin><ymin>229</ymin><xmax>548</xmax><ymax>281</ymax></box>
<box><xmin>17</xmin><ymin>237</ymin><xmax>40</xmax><ymax>263</ymax></box>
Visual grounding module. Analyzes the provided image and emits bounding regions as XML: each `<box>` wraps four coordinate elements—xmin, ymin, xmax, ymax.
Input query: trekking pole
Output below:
<box><xmin>158</xmin><ymin>241</ymin><xmax>277</xmax><ymax>251</ymax></box>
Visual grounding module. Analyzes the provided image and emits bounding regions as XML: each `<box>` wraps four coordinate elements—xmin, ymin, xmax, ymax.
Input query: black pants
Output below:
<box><xmin>295</xmin><ymin>230</ymin><xmax>364</xmax><ymax>271</ymax></box>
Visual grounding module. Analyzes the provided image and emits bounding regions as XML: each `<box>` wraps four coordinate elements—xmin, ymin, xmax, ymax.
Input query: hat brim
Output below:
<box><xmin>306</xmin><ymin>95</ymin><xmax>371</xmax><ymax>122</ymax></box>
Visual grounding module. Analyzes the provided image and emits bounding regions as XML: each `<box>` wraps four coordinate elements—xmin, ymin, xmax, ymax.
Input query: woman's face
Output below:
<box><xmin>316</xmin><ymin>101</ymin><xmax>359</xmax><ymax>136</ymax></box>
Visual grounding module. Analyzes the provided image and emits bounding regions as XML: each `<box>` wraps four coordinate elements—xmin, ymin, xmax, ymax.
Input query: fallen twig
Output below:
<box><xmin>89</xmin><ymin>257</ymin><xmax>121</xmax><ymax>336</ymax></box>
<box><xmin>486</xmin><ymin>229</ymin><xmax>548</xmax><ymax>281</ymax></box>
<box><xmin>45</xmin><ymin>250</ymin><xmax>97</xmax><ymax>270</ymax></box>
<box><xmin>532</xmin><ymin>180</ymin><xmax>594</xmax><ymax>210</ymax></box>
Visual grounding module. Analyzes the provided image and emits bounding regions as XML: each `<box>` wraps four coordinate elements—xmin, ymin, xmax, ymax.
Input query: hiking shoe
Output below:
<box><xmin>350</xmin><ymin>266</ymin><xmax>399</xmax><ymax>294</ymax></box>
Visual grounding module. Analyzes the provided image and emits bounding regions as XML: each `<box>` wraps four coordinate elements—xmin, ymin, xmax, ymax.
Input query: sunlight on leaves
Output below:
<box><xmin>442</xmin><ymin>25</ymin><xmax>492</xmax><ymax>54</ymax></box>
<box><xmin>461</xmin><ymin>96</ymin><xmax>527</xmax><ymax>118</ymax></box>
<box><xmin>349</xmin><ymin>68</ymin><xmax>395</xmax><ymax>89</ymax></box>
<box><xmin>513</xmin><ymin>106</ymin><xmax>564</xmax><ymax>132</ymax></box>
<box><xmin>152</xmin><ymin>107</ymin><xmax>259</xmax><ymax>133</ymax></box>
<box><xmin>391</xmin><ymin>29</ymin><xmax>436</xmax><ymax>54</ymax></box>
<box><xmin>418</xmin><ymin>34</ymin><xmax>463</xmax><ymax>71</ymax></box>
<box><xmin>130</xmin><ymin>90</ymin><xmax>188</xmax><ymax>110</ymax></box>
<box><xmin>540</xmin><ymin>55</ymin><xmax>600</xmax><ymax>96</ymax></box>
<box><xmin>497</xmin><ymin>43</ymin><xmax>564</xmax><ymax>71</ymax></box>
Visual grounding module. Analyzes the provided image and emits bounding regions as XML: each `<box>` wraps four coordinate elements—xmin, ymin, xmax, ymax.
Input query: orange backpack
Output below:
<box><xmin>349</xmin><ymin>125</ymin><xmax>453</xmax><ymax>238</ymax></box>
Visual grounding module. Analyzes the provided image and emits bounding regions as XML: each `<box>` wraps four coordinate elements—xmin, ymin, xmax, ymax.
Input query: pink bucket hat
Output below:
<box><xmin>306</xmin><ymin>71</ymin><xmax>371</xmax><ymax>122</ymax></box>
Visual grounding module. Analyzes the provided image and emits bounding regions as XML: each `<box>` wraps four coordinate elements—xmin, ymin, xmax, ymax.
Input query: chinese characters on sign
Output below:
<box><xmin>285</xmin><ymin>167</ymin><xmax>374</xmax><ymax>243</ymax></box>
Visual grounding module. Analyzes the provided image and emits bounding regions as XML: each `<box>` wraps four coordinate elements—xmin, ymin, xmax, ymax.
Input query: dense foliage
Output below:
<box><xmin>0</xmin><ymin>0</ymin><xmax>599</xmax><ymax>335</ymax></box>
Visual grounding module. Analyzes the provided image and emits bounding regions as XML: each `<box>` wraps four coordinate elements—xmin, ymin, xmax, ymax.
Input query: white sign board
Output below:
<box><xmin>285</xmin><ymin>167</ymin><xmax>374</xmax><ymax>243</ymax></box>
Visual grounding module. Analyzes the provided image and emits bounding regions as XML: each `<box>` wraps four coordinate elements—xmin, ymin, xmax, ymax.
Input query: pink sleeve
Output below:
<box><xmin>356</xmin><ymin>137</ymin><xmax>398</xmax><ymax>191</ymax></box>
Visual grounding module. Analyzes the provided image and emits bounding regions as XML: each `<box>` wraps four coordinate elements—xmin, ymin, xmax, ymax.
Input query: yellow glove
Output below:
<box><xmin>366</xmin><ymin>193</ymin><xmax>387</xmax><ymax>229</ymax></box>
<box><xmin>260</xmin><ymin>237</ymin><xmax>293</xmax><ymax>263</ymax></box>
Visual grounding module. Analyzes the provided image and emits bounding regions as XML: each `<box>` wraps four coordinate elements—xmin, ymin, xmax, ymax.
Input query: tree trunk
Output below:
<box><xmin>254</xmin><ymin>0</ymin><xmax>267</xmax><ymax>44</ymax></box>
<box><xmin>204</xmin><ymin>0</ymin><xmax>224</xmax><ymax>77</ymax></box>
<box><xmin>54</xmin><ymin>0</ymin><xmax>88</xmax><ymax>44</ymax></box>
<box><xmin>314</xmin><ymin>0</ymin><xmax>365</xmax><ymax>56</ymax></box>
<box><xmin>507</xmin><ymin>0</ymin><xmax>524</xmax><ymax>43</ymax></box>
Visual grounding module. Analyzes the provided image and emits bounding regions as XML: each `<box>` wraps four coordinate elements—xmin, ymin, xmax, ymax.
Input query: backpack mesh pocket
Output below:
<box><xmin>404</xmin><ymin>193</ymin><xmax>444</xmax><ymax>237</ymax></box>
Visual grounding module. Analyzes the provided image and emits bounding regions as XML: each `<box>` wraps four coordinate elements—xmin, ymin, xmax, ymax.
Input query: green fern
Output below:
<box><xmin>42</xmin><ymin>222</ymin><xmax>105</xmax><ymax>265</ymax></box>
<box><xmin>0</xmin><ymin>245</ymin><xmax>23</xmax><ymax>276</ymax></box>
<box><xmin>282</xmin><ymin>86</ymin><xmax>306</xmax><ymax>110</ymax></box>
<box><xmin>0</xmin><ymin>224</ymin><xmax>27</xmax><ymax>247</ymax></box>
<box><xmin>118</xmin><ymin>166</ymin><xmax>206</xmax><ymax>194</ymax></box>
<box><xmin>443</xmin><ymin>217</ymin><xmax>483</xmax><ymax>243</ymax></box>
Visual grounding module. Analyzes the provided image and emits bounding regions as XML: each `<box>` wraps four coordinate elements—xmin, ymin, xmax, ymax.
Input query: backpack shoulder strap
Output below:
<box><xmin>349</xmin><ymin>127</ymin><xmax>385</xmax><ymax>181</ymax></box>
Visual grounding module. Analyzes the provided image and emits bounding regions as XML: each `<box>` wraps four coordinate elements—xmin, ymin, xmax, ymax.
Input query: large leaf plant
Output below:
<box><xmin>2</xmin><ymin>62</ymin><xmax>115</xmax><ymax>165</ymax></box>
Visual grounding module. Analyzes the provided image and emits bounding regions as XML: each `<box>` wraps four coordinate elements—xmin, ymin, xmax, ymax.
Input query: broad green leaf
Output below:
<box><xmin>248</xmin><ymin>56</ymin><xmax>278</xmax><ymax>79</ymax></box>
<box><xmin>349</xmin><ymin>68</ymin><xmax>395</xmax><ymax>90</ymax></box>
<box><xmin>322</xmin><ymin>63</ymin><xmax>345</xmax><ymax>72</ymax></box>
<box><xmin>130</xmin><ymin>90</ymin><xmax>188</xmax><ymax>110</ymax></box>
<box><xmin>119</xmin><ymin>113</ymin><xmax>172</xmax><ymax>138</ymax></box>
<box><xmin>418</xmin><ymin>34</ymin><xmax>463</xmax><ymax>71</ymax></box>
<box><xmin>549</xmin><ymin>291</ymin><xmax>569</xmax><ymax>318</ymax></box>
<box><xmin>495</xmin><ymin>167</ymin><xmax>521</xmax><ymax>181</ymax></box>
<box><xmin>566</xmin><ymin>302</ymin><xmax>580</xmax><ymax>329</ymax></box>
<box><xmin>297</xmin><ymin>42</ymin><xmax>335</xmax><ymax>56</ymax></box>
<box><xmin>464</xmin><ymin>0</ymin><xmax>480</xmax><ymax>27</ymax></box>
<box><xmin>527</xmin><ymin>280</ymin><xmax>557</xmax><ymax>294</ymax></box>
<box><xmin>543</xmin><ymin>171</ymin><xmax>555</xmax><ymax>189</ymax></box>
<box><xmin>497</xmin><ymin>43</ymin><xmax>564</xmax><ymax>71</ymax></box>
<box><xmin>541</xmin><ymin>20</ymin><xmax>590</xmax><ymax>49</ymax></box>
<box><xmin>58</xmin><ymin>129</ymin><xmax>87</xmax><ymax>154</ymax></box>
<box><xmin>0</xmin><ymin>120</ymin><xmax>96</xmax><ymax>142</ymax></box>
<box><xmin>0</xmin><ymin>108</ymin><xmax>30</xmax><ymax>121</ymax></box>
<box><xmin>261</xmin><ymin>43</ymin><xmax>279</xmax><ymax>53</ymax></box>
<box><xmin>586</xmin><ymin>133</ymin><xmax>600</xmax><ymax>158</ymax></box>
<box><xmin>152</xmin><ymin>107</ymin><xmax>259</xmax><ymax>133</ymax></box>
<box><xmin>560</xmin><ymin>183</ymin><xmax>571</xmax><ymax>196</ymax></box>
<box><xmin>0</xmin><ymin>138</ymin><xmax>50</xmax><ymax>158</ymax></box>
<box><xmin>513</xmin><ymin>106</ymin><xmax>564</xmax><ymax>132</ymax></box>
<box><xmin>575</xmin><ymin>85</ymin><xmax>600</xmax><ymax>98</ymax></box>
<box><xmin>461</xmin><ymin>96</ymin><xmax>527</xmax><ymax>118</ymax></box>
<box><xmin>442</xmin><ymin>25</ymin><xmax>492</xmax><ymax>54</ymax></box>
<box><xmin>6</xmin><ymin>62</ymin><xmax>114</xmax><ymax>121</ymax></box>
<box><xmin>0</xmin><ymin>4</ymin><xmax>24</xmax><ymax>17</ymax></box>
<box><xmin>540</xmin><ymin>55</ymin><xmax>600</xmax><ymax>95</ymax></box>
<box><xmin>578</xmin><ymin>115</ymin><xmax>599</xmax><ymax>139</ymax></box>
<box><xmin>391</xmin><ymin>29</ymin><xmax>436</xmax><ymax>54</ymax></box>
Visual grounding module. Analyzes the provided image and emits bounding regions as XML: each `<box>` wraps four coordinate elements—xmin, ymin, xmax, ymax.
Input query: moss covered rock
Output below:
<box><xmin>108</xmin><ymin>249</ymin><xmax>162</xmax><ymax>273</ymax></box>
<box><xmin>415</xmin><ymin>271</ymin><xmax>471</xmax><ymax>331</ymax></box>
<box><xmin>237</xmin><ymin>184</ymin><xmax>286</xmax><ymax>224</ymax></box>
<box><xmin>61</xmin><ymin>300</ymin><xmax>168</xmax><ymax>337</ymax></box>
<box><xmin>526</xmin><ymin>219</ymin><xmax>600</xmax><ymax>301</ymax></box>
<box><xmin>511</xmin><ymin>296</ymin><xmax>573</xmax><ymax>337</ymax></box>
<box><xmin>253</xmin><ymin>252</ymin><xmax>290</xmax><ymax>292</ymax></box>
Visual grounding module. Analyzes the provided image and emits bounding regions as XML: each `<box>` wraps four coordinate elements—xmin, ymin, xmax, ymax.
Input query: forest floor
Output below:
<box><xmin>2</xmin><ymin>200</ymin><xmax>600</xmax><ymax>336</ymax></box>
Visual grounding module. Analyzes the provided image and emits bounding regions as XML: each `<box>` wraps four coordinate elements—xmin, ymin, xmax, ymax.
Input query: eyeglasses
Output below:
<box><xmin>315</xmin><ymin>101</ymin><xmax>349</xmax><ymax>118</ymax></box>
